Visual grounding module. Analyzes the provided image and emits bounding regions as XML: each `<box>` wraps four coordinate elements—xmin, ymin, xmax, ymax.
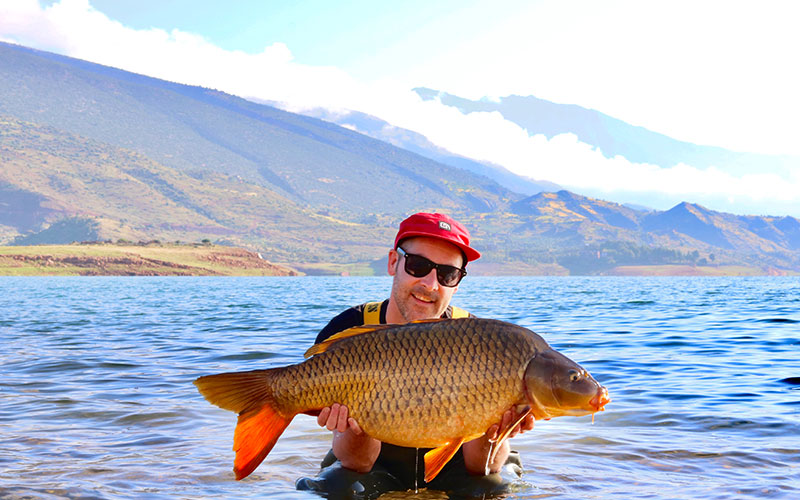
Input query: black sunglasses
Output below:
<box><xmin>396</xmin><ymin>247</ymin><xmax>467</xmax><ymax>287</ymax></box>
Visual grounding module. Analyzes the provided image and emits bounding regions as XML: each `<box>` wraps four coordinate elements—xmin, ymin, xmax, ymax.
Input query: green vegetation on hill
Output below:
<box><xmin>0</xmin><ymin>116</ymin><xmax>394</xmax><ymax>263</ymax></box>
<box><xmin>12</xmin><ymin>217</ymin><xmax>99</xmax><ymax>245</ymax></box>
<box><xmin>555</xmin><ymin>241</ymin><xmax>698</xmax><ymax>275</ymax></box>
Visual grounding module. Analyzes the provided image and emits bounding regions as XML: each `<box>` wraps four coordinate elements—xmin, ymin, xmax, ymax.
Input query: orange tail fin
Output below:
<box><xmin>233</xmin><ymin>404</ymin><xmax>292</xmax><ymax>479</ymax></box>
<box><xmin>194</xmin><ymin>370</ymin><xmax>294</xmax><ymax>480</ymax></box>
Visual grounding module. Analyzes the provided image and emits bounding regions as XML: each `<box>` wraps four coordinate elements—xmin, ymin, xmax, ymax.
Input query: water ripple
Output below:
<box><xmin>1</xmin><ymin>276</ymin><xmax>799</xmax><ymax>499</ymax></box>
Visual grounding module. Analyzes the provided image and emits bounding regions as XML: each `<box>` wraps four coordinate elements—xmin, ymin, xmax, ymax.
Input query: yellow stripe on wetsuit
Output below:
<box><xmin>363</xmin><ymin>301</ymin><xmax>468</xmax><ymax>324</ymax></box>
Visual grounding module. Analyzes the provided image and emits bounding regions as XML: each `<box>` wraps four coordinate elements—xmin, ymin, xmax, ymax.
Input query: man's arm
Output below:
<box><xmin>315</xmin><ymin>305</ymin><xmax>382</xmax><ymax>472</ymax></box>
<box><xmin>318</xmin><ymin>403</ymin><xmax>381</xmax><ymax>473</ymax></box>
<box><xmin>462</xmin><ymin>408</ymin><xmax>535</xmax><ymax>475</ymax></box>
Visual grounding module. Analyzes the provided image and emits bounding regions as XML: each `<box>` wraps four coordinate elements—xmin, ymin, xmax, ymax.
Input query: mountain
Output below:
<box><xmin>280</xmin><ymin>106</ymin><xmax>560</xmax><ymax>197</ymax></box>
<box><xmin>414</xmin><ymin>87</ymin><xmax>799</xmax><ymax>178</ymax></box>
<box><xmin>504</xmin><ymin>191</ymin><xmax>799</xmax><ymax>272</ymax></box>
<box><xmin>0</xmin><ymin>42</ymin><xmax>516</xmax><ymax>217</ymax></box>
<box><xmin>0</xmin><ymin>41</ymin><xmax>523</xmax><ymax>264</ymax></box>
<box><xmin>1</xmin><ymin>41</ymin><xmax>798</xmax><ymax>275</ymax></box>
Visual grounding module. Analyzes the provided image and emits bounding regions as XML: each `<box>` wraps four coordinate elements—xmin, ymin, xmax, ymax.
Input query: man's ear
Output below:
<box><xmin>387</xmin><ymin>249</ymin><xmax>398</xmax><ymax>276</ymax></box>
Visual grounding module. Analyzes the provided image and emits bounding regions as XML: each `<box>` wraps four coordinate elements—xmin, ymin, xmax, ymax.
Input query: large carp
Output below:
<box><xmin>194</xmin><ymin>318</ymin><xmax>610</xmax><ymax>482</ymax></box>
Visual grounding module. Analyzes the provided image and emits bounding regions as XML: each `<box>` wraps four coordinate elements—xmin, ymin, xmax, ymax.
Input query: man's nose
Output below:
<box><xmin>419</xmin><ymin>268</ymin><xmax>439</xmax><ymax>289</ymax></box>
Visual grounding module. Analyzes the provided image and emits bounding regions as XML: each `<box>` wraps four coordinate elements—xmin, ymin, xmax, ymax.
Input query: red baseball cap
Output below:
<box><xmin>394</xmin><ymin>212</ymin><xmax>481</xmax><ymax>262</ymax></box>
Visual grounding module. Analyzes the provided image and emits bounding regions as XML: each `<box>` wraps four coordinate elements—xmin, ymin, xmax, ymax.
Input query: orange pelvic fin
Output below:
<box><xmin>233</xmin><ymin>404</ymin><xmax>292</xmax><ymax>480</ymax></box>
<box><xmin>423</xmin><ymin>437</ymin><xmax>465</xmax><ymax>483</ymax></box>
<box><xmin>490</xmin><ymin>405</ymin><xmax>532</xmax><ymax>464</ymax></box>
<box><xmin>194</xmin><ymin>369</ymin><xmax>294</xmax><ymax>479</ymax></box>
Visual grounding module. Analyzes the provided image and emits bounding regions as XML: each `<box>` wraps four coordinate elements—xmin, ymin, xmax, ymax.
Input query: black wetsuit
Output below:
<box><xmin>296</xmin><ymin>300</ymin><xmax>523</xmax><ymax>499</ymax></box>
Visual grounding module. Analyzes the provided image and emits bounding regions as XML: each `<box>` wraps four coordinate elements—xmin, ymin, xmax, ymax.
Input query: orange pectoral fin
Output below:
<box><xmin>232</xmin><ymin>404</ymin><xmax>293</xmax><ymax>480</ymax></box>
<box><xmin>423</xmin><ymin>438</ymin><xmax>465</xmax><ymax>483</ymax></box>
<box><xmin>489</xmin><ymin>405</ymin><xmax>532</xmax><ymax>464</ymax></box>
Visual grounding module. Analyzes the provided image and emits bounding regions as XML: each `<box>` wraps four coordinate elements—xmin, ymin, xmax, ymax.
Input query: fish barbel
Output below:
<box><xmin>194</xmin><ymin>318</ymin><xmax>610</xmax><ymax>482</ymax></box>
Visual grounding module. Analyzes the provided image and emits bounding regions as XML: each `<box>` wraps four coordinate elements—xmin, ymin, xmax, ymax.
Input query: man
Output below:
<box><xmin>296</xmin><ymin>212</ymin><xmax>534</xmax><ymax>498</ymax></box>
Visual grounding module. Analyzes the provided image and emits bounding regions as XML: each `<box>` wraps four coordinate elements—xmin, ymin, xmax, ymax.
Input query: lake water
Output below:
<box><xmin>1</xmin><ymin>276</ymin><xmax>798</xmax><ymax>499</ymax></box>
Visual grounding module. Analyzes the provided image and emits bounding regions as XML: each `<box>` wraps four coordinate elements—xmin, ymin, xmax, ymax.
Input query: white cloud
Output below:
<box><xmin>407</xmin><ymin>1</ymin><xmax>800</xmax><ymax>158</ymax></box>
<box><xmin>1</xmin><ymin>0</ymin><xmax>798</xmax><ymax>216</ymax></box>
<box><xmin>379</xmin><ymin>102</ymin><xmax>800</xmax><ymax>205</ymax></box>
<box><xmin>339</xmin><ymin>123</ymin><xmax>360</xmax><ymax>133</ymax></box>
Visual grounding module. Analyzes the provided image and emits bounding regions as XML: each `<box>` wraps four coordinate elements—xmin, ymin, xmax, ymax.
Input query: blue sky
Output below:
<box><xmin>2</xmin><ymin>0</ymin><xmax>799</xmax><ymax>216</ymax></box>
<box><xmin>79</xmin><ymin>0</ymin><xmax>507</xmax><ymax>79</ymax></box>
<box><xmin>40</xmin><ymin>0</ymin><xmax>521</xmax><ymax>86</ymax></box>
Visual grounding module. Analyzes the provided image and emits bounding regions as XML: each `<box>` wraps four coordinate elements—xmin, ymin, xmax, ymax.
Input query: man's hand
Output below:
<box><xmin>463</xmin><ymin>406</ymin><xmax>535</xmax><ymax>475</ymax></box>
<box><xmin>486</xmin><ymin>406</ymin><xmax>535</xmax><ymax>443</ymax></box>
<box><xmin>317</xmin><ymin>403</ymin><xmax>380</xmax><ymax>473</ymax></box>
<box><xmin>317</xmin><ymin>403</ymin><xmax>364</xmax><ymax>434</ymax></box>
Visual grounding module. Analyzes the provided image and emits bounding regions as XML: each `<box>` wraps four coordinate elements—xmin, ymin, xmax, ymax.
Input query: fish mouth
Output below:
<box><xmin>532</xmin><ymin>387</ymin><xmax>611</xmax><ymax>420</ymax></box>
<box><xmin>590</xmin><ymin>386</ymin><xmax>611</xmax><ymax>412</ymax></box>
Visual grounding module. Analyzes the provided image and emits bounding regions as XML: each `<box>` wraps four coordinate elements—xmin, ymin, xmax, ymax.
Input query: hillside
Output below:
<box><xmin>283</xmin><ymin>105</ymin><xmax>560</xmax><ymax>196</ymax></box>
<box><xmin>0</xmin><ymin>116</ymin><xmax>393</xmax><ymax>263</ymax></box>
<box><xmin>500</xmin><ymin>191</ymin><xmax>800</xmax><ymax>273</ymax></box>
<box><xmin>1</xmin><ymin>42</ymin><xmax>798</xmax><ymax>275</ymax></box>
<box><xmin>0</xmin><ymin>42</ymin><xmax>515</xmax><ymax>219</ymax></box>
<box><xmin>0</xmin><ymin>243</ymin><xmax>298</xmax><ymax>276</ymax></box>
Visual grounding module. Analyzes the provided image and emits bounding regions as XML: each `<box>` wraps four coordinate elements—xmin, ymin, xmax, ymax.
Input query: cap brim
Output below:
<box><xmin>396</xmin><ymin>231</ymin><xmax>481</xmax><ymax>262</ymax></box>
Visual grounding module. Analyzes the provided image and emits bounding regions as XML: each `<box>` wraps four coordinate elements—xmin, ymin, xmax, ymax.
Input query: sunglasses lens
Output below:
<box><xmin>405</xmin><ymin>254</ymin><xmax>434</xmax><ymax>277</ymax></box>
<box><xmin>399</xmin><ymin>248</ymin><xmax>465</xmax><ymax>287</ymax></box>
<box><xmin>437</xmin><ymin>267</ymin><xmax>463</xmax><ymax>287</ymax></box>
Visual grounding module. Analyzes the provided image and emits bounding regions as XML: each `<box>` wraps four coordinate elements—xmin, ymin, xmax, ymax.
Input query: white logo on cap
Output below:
<box><xmin>439</xmin><ymin>221</ymin><xmax>451</xmax><ymax>231</ymax></box>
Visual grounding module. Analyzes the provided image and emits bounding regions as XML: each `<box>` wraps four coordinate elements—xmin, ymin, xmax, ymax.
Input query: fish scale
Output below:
<box><xmin>195</xmin><ymin>317</ymin><xmax>610</xmax><ymax>481</ymax></box>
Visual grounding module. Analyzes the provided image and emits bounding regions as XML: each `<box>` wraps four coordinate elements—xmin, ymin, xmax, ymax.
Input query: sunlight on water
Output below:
<box><xmin>1</xmin><ymin>276</ymin><xmax>798</xmax><ymax>499</ymax></box>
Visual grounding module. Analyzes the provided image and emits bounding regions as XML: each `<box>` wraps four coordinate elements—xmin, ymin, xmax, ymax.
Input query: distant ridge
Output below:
<box><xmin>506</xmin><ymin>191</ymin><xmax>799</xmax><ymax>271</ymax></box>
<box><xmin>414</xmin><ymin>87</ymin><xmax>799</xmax><ymax>177</ymax></box>
<box><xmin>283</xmin><ymin>105</ymin><xmax>560</xmax><ymax>197</ymax></box>
<box><xmin>0</xmin><ymin>41</ymin><xmax>798</xmax><ymax>275</ymax></box>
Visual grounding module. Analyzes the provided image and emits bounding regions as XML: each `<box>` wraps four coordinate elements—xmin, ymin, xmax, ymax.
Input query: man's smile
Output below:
<box><xmin>411</xmin><ymin>292</ymin><xmax>435</xmax><ymax>304</ymax></box>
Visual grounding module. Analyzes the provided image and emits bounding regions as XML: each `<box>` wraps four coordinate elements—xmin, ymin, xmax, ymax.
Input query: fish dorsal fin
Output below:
<box><xmin>408</xmin><ymin>318</ymin><xmax>446</xmax><ymax>325</ymax></box>
<box><xmin>304</xmin><ymin>317</ymin><xmax>456</xmax><ymax>359</ymax></box>
<box><xmin>304</xmin><ymin>324</ymin><xmax>395</xmax><ymax>358</ymax></box>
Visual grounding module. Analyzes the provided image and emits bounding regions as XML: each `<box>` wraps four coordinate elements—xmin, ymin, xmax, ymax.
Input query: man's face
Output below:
<box><xmin>387</xmin><ymin>236</ymin><xmax>465</xmax><ymax>323</ymax></box>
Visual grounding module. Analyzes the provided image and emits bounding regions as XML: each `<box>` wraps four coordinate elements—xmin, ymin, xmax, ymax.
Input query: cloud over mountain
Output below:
<box><xmin>1</xmin><ymin>0</ymin><xmax>798</xmax><ymax>217</ymax></box>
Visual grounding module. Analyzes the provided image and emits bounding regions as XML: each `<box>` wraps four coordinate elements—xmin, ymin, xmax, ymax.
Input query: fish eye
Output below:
<box><xmin>569</xmin><ymin>369</ymin><xmax>581</xmax><ymax>382</ymax></box>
